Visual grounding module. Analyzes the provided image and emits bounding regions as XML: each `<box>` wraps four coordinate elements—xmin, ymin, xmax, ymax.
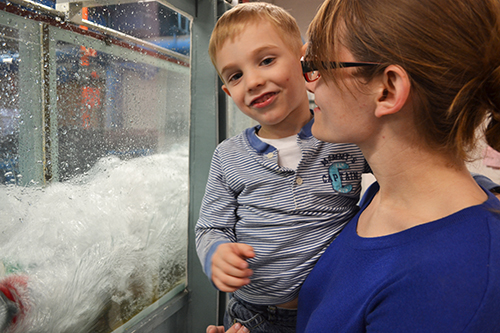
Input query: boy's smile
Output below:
<box><xmin>250</xmin><ymin>92</ymin><xmax>277</xmax><ymax>108</ymax></box>
<box><xmin>215</xmin><ymin>20</ymin><xmax>311</xmax><ymax>139</ymax></box>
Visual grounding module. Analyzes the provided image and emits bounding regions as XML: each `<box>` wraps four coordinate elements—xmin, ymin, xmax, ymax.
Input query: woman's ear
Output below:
<box><xmin>374</xmin><ymin>65</ymin><xmax>410</xmax><ymax>118</ymax></box>
<box><xmin>221</xmin><ymin>85</ymin><xmax>231</xmax><ymax>97</ymax></box>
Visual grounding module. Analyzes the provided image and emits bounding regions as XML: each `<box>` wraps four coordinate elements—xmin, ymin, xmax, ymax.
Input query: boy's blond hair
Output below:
<box><xmin>209</xmin><ymin>2</ymin><xmax>303</xmax><ymax>78</ymax></box>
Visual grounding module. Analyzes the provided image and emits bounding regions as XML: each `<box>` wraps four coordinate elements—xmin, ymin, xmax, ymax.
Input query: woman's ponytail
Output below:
<box><xmin>485</xmin><ymin>65</ymin><xmax>500</xmax><ymax>152</ymax></box>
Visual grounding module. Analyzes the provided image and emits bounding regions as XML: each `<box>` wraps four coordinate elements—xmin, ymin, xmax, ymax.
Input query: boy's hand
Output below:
<box><xmin>211</xmin><ymin>243</ymin><xmax>255</xmax><ymax>292</ymax></box>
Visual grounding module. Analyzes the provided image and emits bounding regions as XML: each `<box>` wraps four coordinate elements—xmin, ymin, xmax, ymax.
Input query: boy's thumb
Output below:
<box><xmin>234</xmin><ymin>243</ymin><xmax>255</xmax><ymax>259</ymax></box>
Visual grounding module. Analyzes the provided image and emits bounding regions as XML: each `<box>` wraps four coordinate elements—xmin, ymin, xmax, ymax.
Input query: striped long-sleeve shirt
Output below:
<box><xmin>195</xmin><ymin>118</ymin><xmax>369</xmax><ymax>305</ymax></box>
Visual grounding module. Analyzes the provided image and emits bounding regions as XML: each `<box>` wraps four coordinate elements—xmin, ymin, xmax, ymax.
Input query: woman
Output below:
<box><xmin>213</xmin><ymin>0</ymin><xmax>500</xmax><ymax>331</ymax></box>
<box><xmin>297</xmin><ymin>0</ymin><xmax>500</xmax><ymax>331</ymax></box>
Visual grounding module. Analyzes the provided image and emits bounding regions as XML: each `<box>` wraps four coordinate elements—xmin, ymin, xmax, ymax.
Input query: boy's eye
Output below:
<box><xmin>227</xmin><ymin>72</ymin><xmax>242</xmax><ymax>83</ymax></box>
<box><xmin>261</xmin><ymin>57</ymin><xmax>275</xmax><ymax>66</ymax></box>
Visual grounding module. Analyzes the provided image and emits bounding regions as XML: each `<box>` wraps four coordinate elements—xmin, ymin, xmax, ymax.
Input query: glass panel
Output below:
<box><xmin>87</xmin><ymin>2</ymin><xmax>190</xmax><ymax>56</ymax></box>
<box><xmin>27</xmin><ymin>0</ymin><xmax>56</xmax><ymax>8</ymax></box>
<box><xmin>0</xmin><ymin>24</ymin><xmax>19</xmax><ymax>185</ymax></box>
<box><xmin>0</xmin><ymin>7</ymin><xmax>190</xmax><ymax>332</ymax></box>
<box><xmin>55</xmin><ymin>41</ymin><xmax>189</xmax><ymax>179</ymax></box>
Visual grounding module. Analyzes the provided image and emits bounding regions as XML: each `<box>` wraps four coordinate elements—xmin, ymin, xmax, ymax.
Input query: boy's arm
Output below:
<box><xmin>195</xmin><ymin>149</ymin><xmax>238</xmax><ymax>278</ymax></box>
<box><xmin>195</xmin><ymin>148</ymin><xmax>253</xmax><ymax>292</ymax></box>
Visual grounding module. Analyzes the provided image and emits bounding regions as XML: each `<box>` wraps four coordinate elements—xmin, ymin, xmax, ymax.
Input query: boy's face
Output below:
<box><xmin>215</xmin><ymin>21</ymin><xmax>309</xmax><ymax>138</ymax></box>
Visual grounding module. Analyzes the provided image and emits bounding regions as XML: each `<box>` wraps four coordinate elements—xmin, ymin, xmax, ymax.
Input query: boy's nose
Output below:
<box><xmin>245</xmin><ymin>71</ymin><xmax>265</xmax><ymax>91</ymax></box>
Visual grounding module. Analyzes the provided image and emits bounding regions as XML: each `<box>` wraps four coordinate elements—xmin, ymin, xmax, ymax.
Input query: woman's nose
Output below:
<box><xmin>306</xmin><ymin>80</ymin><xmax>316</xmax><ymax>93</ymax></box>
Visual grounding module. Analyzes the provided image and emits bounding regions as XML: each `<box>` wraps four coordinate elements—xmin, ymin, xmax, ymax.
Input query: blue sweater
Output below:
<box><xmin>297</xmin><ymin>182</ymin><xmax>500</xmax><ymax>332</ymax></box>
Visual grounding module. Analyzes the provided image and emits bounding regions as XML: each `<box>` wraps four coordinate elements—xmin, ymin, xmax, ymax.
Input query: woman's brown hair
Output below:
<box><xmin>307</xmin><ymin>0</ymin><xmax>500</xmax><ymax>160</ymax></box>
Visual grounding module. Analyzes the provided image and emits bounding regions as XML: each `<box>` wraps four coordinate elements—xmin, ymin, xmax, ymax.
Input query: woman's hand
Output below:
<box><xmin>206</xmin><ymin>323</ymin><xmax>250</xmax><ymax>333</ymax></box>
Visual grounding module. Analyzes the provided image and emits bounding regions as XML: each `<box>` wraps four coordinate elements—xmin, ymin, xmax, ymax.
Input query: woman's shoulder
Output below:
<box><xmin>375</xmin><ymin>210</ymin><xmax>500</xmax><ymax>330</ymax></box>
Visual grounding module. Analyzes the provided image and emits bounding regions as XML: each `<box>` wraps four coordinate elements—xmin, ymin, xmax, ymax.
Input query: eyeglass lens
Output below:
<box><xmin>305</xmin><ymin>70</ymin><xmax>320</xmax><ymax>82</ymax></box>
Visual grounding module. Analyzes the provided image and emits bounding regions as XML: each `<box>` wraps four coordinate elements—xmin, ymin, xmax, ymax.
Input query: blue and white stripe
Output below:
<box><xmin>196</xmin><ymin>118</ymin><xmax>369</xmax><ymax>305</ymax></box>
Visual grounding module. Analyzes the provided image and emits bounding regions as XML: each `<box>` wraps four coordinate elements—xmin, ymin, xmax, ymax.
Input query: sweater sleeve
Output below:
<box><xmin>195</xmin><ymin>147</ymin><xmax>239</xmax><ymax>281</ymax></box>
<box><xmin>472</xmin><ymin>172</ymin><xmax>500</xmax><ymax>192</ymax></box>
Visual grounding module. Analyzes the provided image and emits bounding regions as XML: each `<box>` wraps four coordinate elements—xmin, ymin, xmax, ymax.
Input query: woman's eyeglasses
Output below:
<box><xmin>301</xmin><ymin>61</ymin><xmax>381</xmax><ymax>82</ymax></box>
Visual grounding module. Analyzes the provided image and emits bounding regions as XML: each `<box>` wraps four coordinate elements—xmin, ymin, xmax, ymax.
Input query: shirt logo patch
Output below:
<box><xmin>320</xmin><ymin>153</ymin><xmax>361</xmax><ymax>193</ymax></box>
<box><xmin>329</xmin><ymin>163</ymin><xmax>353</xmax><ymax>193</ymax></box>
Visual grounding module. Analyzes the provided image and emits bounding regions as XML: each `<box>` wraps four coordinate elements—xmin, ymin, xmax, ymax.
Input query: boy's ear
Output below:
<box><xmin>221</xmin><ymin>84</ymin><xmax>231</xmax><ymax>97</ymax></box>
<box><xmin>374</xmin><ymin>65</ymin><xmax>411</xmax><ymax>118</ymax></box>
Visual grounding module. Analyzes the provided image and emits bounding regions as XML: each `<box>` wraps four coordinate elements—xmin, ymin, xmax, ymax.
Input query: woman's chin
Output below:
<box><xmin>311</xmin><ymin>126</ymin><xmax>332</xmax><ymax>142</ymax></box>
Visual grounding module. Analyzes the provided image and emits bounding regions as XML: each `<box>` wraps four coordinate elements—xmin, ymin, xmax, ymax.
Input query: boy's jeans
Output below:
<box><xmin>223</xmin><ymin>294</ymin><xmax>297</xmax><ymax>333</ymax></box>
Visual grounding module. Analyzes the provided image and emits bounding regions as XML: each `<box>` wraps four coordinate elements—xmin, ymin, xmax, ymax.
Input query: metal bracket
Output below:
<box><xmin>55</xmin><ymin>1</ymin><xmax>83</xmax><ymax>22</ymax></box>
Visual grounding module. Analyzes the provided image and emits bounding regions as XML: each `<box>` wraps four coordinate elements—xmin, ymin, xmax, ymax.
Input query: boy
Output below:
<box><xmin>195</xmin><ymin>3</ymin><xmax>368</xmax><ymax>332</ymax></box>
